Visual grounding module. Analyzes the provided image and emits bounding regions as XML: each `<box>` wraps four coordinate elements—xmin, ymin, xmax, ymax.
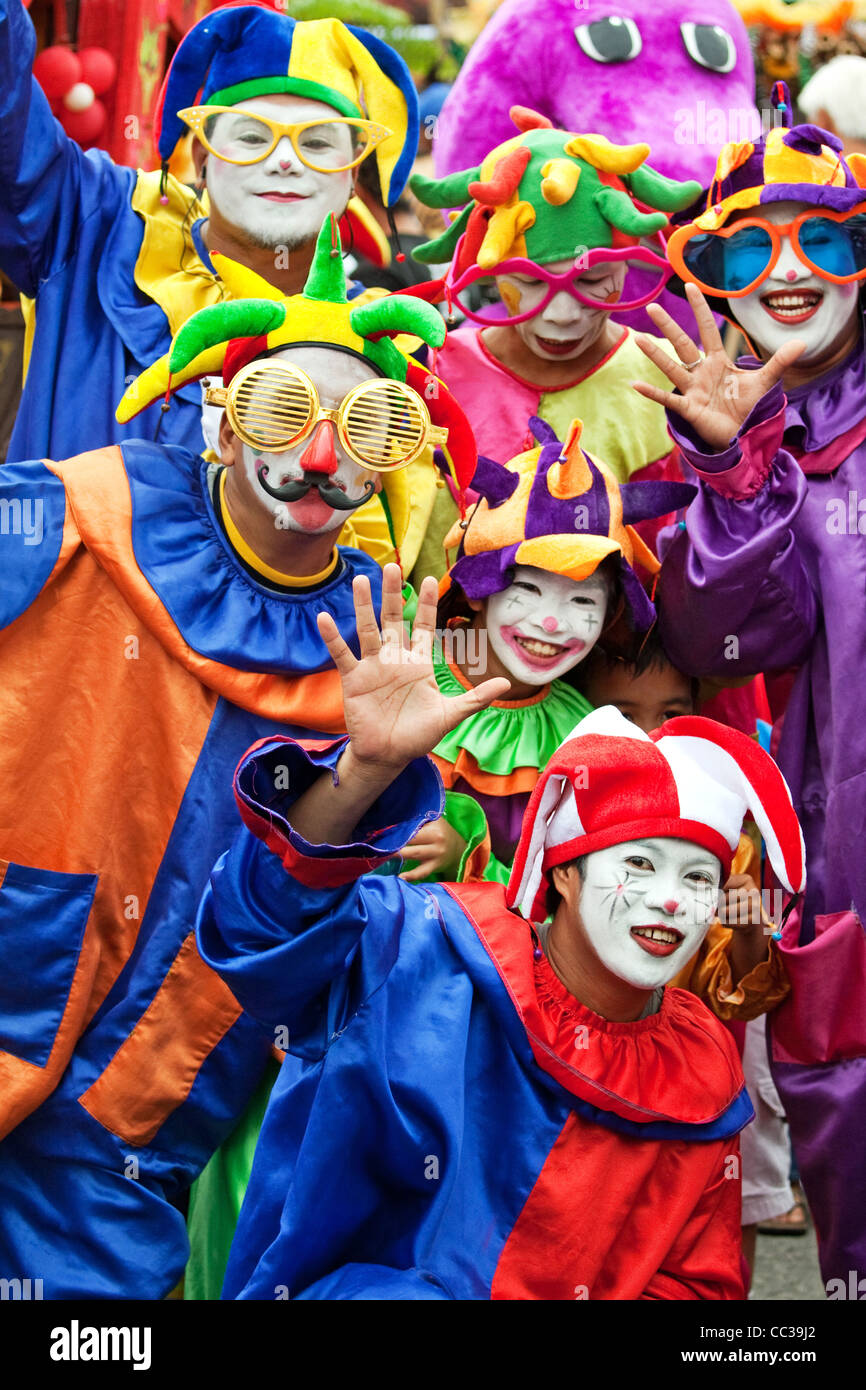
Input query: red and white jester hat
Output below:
<box><xmin>507</xmin><ymin>706</ymin><xmax>806</xmax><ymax>922</ymax></box>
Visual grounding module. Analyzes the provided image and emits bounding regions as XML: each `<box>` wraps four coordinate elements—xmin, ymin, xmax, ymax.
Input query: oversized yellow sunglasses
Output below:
<box><xmin>178</xmin><ymin>105</ymin><xmax>391</xmax><ymax>170</ymax></box>
<box><xmin>205</xmin><ymin>360</ymin><xmax>448</xmax><ymax>470</ymax></box>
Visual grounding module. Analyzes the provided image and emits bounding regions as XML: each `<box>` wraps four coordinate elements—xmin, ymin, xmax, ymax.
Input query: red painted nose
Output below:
<box><xmin>299</xmin><ymin>420</ymin><xmax>338</xmax><ymax>475</ymax></box>
<box><xmin>541</xmin><ymin>616</ymin><xmax>558</xmax><ymax>633</ymax></box>
<box><xmin>663</xmin><ymin>899</ymin><xmax>679</xmax><ymax>915</ymax></box>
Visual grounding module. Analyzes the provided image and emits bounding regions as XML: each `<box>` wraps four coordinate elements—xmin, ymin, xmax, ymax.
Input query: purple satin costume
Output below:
<box><xmin>658</xmin><ymin>338</ymin><xmax>866</xmax><ymax>1288</ymax></box>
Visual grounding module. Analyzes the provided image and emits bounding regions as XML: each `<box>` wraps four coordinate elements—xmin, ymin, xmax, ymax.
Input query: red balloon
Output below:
<box><xmin>77</xmin><ymin>48</ymin><xmax>117</xmax><ymax>97</ymax></box>
<box><xmin>33</xmin><ymin>46</ymin><xmax>81</xmax><ymax>101</ymax></box>
<box><xmin>60</xmin><ymin>98</ymin><xmax>106</xmax><ymax>147</ymax></box>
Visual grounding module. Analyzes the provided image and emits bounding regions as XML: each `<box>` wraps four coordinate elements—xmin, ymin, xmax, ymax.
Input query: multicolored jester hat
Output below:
<box><xmin>116</xmin><ymin>217</ymin><xmax>476</xmax><ymax>551</ymax></box>
<box><xmin>153</xmin><ymin>4</ymin><xmax>419</xmax><ymax>209</ymax></box>
<box><xmin>663</xmin><ymin>80</ymin><xmax>866</xmax><ymax>314</ymax></box>
<box><xmin>441</xmin><ymin>416</ymin><xmax>696</xmax><ymax>633</ymax></box>
<box><xmin>410</xmin><ymin>107</ymin><xmax>702</xmax><ymax>275</ymax></box>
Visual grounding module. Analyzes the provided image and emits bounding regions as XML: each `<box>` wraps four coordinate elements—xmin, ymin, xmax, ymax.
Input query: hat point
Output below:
<box><xmin>303</xmin><ymin>216</ymin><xmax>349</xmax><ymax>303</ymax></box>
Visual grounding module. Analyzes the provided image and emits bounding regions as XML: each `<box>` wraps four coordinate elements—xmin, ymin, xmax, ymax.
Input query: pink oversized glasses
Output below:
<box><xmin>445</xmin><ymin>237</ymin><xmax>673</xmax><ymax>326</ymax></box>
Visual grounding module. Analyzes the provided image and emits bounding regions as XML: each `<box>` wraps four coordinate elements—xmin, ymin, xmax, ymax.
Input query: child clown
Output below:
<box><xmin>403</xmin><ymin>417</ymin><xmax>693</xmax><ymax>884</ymax></box>
<box><xmin>197</xmin><ymin>565</ymin><xmax>807</xmax><ymax>1301</ymax></box>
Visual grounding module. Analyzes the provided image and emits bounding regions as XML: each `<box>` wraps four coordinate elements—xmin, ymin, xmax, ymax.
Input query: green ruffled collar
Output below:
<box><xmin>432</xmin><ymin>645</ymin><xmax>592</xmax><ymax>776</ymax></box>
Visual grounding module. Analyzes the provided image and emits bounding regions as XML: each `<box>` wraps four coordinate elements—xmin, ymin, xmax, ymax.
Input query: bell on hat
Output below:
<box><xmin>507</xmin><ymin>704</ymin><xmax>806</xmax><ymax>923</ymax></box>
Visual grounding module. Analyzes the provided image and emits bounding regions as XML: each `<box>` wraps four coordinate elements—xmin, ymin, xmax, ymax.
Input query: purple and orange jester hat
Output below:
<box><xmin>440</xmin><ymin>418</ymin><xmax>695</xmax><ymax>632</ymax></box>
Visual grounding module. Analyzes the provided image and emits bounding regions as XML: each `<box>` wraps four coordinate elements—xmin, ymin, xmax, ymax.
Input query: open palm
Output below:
<box><xmin>632</xmin><ymin>282</ymin><xmax>806</xmax><ymax>451</ymax></box>
<box><xmin>318</xmin><ymin>565</ymin><xmax>510</xmax><ymax>773</ymax></box>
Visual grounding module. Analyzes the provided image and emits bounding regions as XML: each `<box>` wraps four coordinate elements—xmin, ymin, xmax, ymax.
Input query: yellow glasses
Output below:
<box><xmin>178</xmin><ymin>106</ymin><xmax>391</xmax><ymax>170</ymax></box>
<box><xmin>205</xmin><ymin>361</ymin><xmax>448</xmax><ymax>470</ymax></box>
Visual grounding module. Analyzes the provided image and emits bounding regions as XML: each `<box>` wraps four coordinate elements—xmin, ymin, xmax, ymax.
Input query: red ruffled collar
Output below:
<box><xmin>448</xmin><ymin>881</ymin><xmax>744</xmax><ymax>1128</ymax></box>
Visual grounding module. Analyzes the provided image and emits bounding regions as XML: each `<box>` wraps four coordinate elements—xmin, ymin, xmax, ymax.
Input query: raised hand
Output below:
<box><xmin>317</xmin><ymin>563</ymin><xmax>511</xmax><ymax>777</ymax></box>
<box><xmin>631</xmin><ymin>282</ymin><xmax>805</xmax><ymax>451</ymax></box>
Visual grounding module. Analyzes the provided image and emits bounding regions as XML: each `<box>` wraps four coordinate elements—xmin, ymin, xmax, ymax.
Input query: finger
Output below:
<box><xmin>411</xmin><ymin>574</ymin><xmax>440</xmax><ymax>654</ymax></box>
<box><xmin>643</xmin><ymin>304</ymin><xmax>702</xmax><ymax>368</ymax></box>
<box><xmin>403</xmin><ymin>823</ymin><xmax>438</xmax><ymax>851</ymax></box>
<box><xmin>631</xmin><ymin>379</ymin><xmax>691</xmax><ymax>415</ymax></box>
<box><xmin>644</xmin><ymin>298</ymin><xmax>695</xmax><ymax>344</ymax></box>
<box><xmin>440</xmin><ymin>678</ymin><xmax>511</xmax><ymax>734</ymax></box>
<box><xmin>317</xmin><ymin>612</ymin><xmax>358</xmax><ymax>677</ymax></box>
<box><xmin>685</xmin><ymin>282</ymin><xmax>724</xmax><ymax>356</ymax></box>
<box><xmin>633</xmin><ymin>333</ymin><xmax>693</xmax><ymax>392</ymax></box>
<box><xmin>399</xmin><ymin>863</ymin><xmax>436</xmax><ymax>882</ymax></box>
<box><xmin>399</xmin><ymin>845</ymin><xmax>441</xmax><ymax>869</ymax></box>
<box><xmin>759</xmin><ymin>336</ymin><xmax>806</xmax><ymax>387</ymax></box>
<box><xmin>379</xmin><ymin>562</ymin><xmax>406</xmax><ymax>648</ymax></box>
<box><xmin>352</xmin><ymin>574</ymin><xmax>382</xmax><ymax>660</ymax></box>
<box><xmin>400</xmin><ymin>844</ymin><xmax>440</xmax><ymax>866</ymax></box>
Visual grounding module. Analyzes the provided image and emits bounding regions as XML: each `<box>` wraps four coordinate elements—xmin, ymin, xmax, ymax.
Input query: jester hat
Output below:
<box><xmin>508</xmin><ymin>704</ymin><xmax>806</xmax><ymax>923</ymax></box>
<box><xmin>410</xmin><ymin>107</ymin><xmax>702</xmax><ymax>271</ymax></box>
<box><xmin>117</xmin><ymin>218</ymin><xmax>476</xmax><ymax>544</ymax></box>
<box><xmin>154</xmin><ymin>3</ymin><xmax>419</xmax><ymax>206</ymax></box>
<box><xmin>440</xmin><ymin>417</ymin><xmax>696</xmax><ymax>632</ymax></box>
<box><xmin>675</xmin><ymin>81</ymin><xmax>866</xmax><ymax>234</ymax></box>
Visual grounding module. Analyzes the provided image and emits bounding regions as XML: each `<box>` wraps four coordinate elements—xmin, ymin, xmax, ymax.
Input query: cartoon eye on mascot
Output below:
<box><xmin>433</xmin><ymin>0</ymin><xmax>759</xmax><ymax>332</ymax></box>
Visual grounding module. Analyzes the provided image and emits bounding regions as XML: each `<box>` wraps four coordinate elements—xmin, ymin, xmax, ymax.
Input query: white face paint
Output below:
<box><xmin>233</xmin><ymin>347</ymin><xmax>381</xmax><ymax>535</ymax></box>
<box><xmin>485</xmin><ymin>565</ymin><xmax>608</xmax><ymax>684</ymax></box>
<box><xmin>205</xmin><ymin>94</ymin><xmax>355</xmax><ymax>251</ymax></box>
<box><xmin>731</xmin><ymin>201</ymin><xmax>861</xmax><ymax>364</ymax></box>
<box><xmin>577</xmin><ymin>838</ymin><xmax>721</xmax><ymax>989</ymax></box>
<box><xmin>498</xmin><ymin>258</ymin><xmax>625</xmax><ymax>362</ymax></box>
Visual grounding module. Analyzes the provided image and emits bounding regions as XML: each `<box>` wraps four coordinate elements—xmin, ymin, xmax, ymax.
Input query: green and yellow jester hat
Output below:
<box><xmin>410</xmin><ymin>106</ymin><xmax>703</xmax><ymax>274</ymax></box>
<box><xmin>117</xmin><ymin>217</ymin><xmax>478</xmax><ymax>548</ymax></box>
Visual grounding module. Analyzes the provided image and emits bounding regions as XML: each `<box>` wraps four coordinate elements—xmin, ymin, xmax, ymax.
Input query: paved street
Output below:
<box><xmin>751</xmin><ymin>1228</ymin><xmax>826</xmax><ymax>1301</ymax></box>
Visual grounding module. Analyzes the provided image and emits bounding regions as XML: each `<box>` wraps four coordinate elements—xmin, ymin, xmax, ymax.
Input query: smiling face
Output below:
<box><xmin>485</xmin><ymin>565</ymin><xmax>609</xmax><ymax>684</ymax></box>
<box><xmin>499</xmin><ymin>259</ymin><xmax>624</xmax><ymax>361</ymax></box>
<box><xmin>730</xmin><ymin>201</ymin><xmax>861</xmax><ymax>365</ymax></box>
<box><xmin>574</xmin><ymin>837</ymin><xmax>721</xmax><ymax>989</ymax></box>
<box><xmin>204</xmin><ymin>94</ymin><xmax>356</xmax><ymax>252</ymax></box>
<box><xmin>220</xmin><ymin>346</ymin><xmax>382</xmax><ymax>535</ymax></box>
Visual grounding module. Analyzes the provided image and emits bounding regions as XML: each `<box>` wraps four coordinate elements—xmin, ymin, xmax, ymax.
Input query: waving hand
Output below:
<box><xmin>632</xmin><ymin>283</ymin><xmax>805</xmax><ymax>451</ymax></box>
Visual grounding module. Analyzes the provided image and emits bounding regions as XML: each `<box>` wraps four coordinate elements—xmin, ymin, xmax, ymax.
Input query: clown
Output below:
<box><xmin>631</xmin><ymin>84</ymin><xmax>866</xmax><ymax>1286</ymax></box>
<box><xmin>431</xmin><ymin>0</ymin><xmax>757</xmax><ymax>336</ymax></box>
<box><xmin>116</xmin><ymin>217</ymin><xmax>474</xmax><ymax>569</ymax></box>
<box><xmin>404</xmin><ymin>418</ymin><xmax>694</xmax><ymax>884</ymax></box>
<box><xmin>0</xmin><ymin>222</ymin><xmax>474</xmax><ymax>1297</ymax></box>
<box><xmin>191</xmin><ymin>565</ymin><xmax>807</xmax><ymax>1300</ymax></box>
<box><xmin>406</xmin><ymin>110</ymin><xmax>701</xmax><ymax>578</ymax></box>
<box><xmin>0</xmin><ymin>3</ymin><xmax>436</xmax><ymax>566</ymax></box>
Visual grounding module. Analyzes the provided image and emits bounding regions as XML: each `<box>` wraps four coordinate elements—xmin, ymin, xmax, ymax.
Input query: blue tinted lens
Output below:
<box><xmin>721</xmin><ymin>225</ymin><xmax>774</xmax><ymax>291</ymax></box>
<box><xmin>682</xmin><ymin>227</ymin><xmax>773</xmax><ymax>292</ymax></box>
<box><xmin>798</xmin><ymin>217</ymin><xmax>857</xmax><ymax>277</ymax></box>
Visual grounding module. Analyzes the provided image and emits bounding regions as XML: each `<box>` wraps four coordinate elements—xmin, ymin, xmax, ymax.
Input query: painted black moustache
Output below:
<box><xmin>256</xmin><ymin>463</ymin><xmax>376</xmax><ymax>511</ymax></box>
